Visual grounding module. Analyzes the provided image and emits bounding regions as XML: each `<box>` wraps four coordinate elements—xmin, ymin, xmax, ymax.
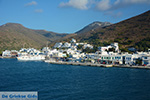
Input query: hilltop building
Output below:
<box><xmin>98</xmin><ymin>42</ymin><xmax>119</xmax><ymax>53</ymax></box>
<box><xmin>53</xmin><ymin>39</ymin><xmax>93</xmax><ymax>50</ymax></box>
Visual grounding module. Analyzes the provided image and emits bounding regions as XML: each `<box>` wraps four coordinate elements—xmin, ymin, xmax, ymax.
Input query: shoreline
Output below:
<box><xmin>45</xmin><ymin>60</ymin><xmax>150</xmax><ymax>69</ymax></box>
<box><xmin>1</xmin><ymin>57</ymin><xmax>149</xmax><ymax>69</ymax></box>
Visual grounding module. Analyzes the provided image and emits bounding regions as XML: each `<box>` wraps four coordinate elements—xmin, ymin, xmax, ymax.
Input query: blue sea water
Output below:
<box><xmin>0</xmin><ymin>58</ymin><xmax>150</xmax><ymax>100</ymax></box>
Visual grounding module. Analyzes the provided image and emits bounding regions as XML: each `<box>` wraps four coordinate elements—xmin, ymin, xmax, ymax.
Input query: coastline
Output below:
<box><xmin>0</xmin><ymin>57</ymin><xmax>149</xmax><ymax>69</ymax></box>
<box><xmin>45</xmin><ymin>60</ymin><xmax>150</xmax><ymax>69</ymax></box>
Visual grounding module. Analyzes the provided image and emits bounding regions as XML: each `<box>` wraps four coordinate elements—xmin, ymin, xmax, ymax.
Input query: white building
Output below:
<box><xmin>83</xmin><ymin>44</ymin><xmax>93</xmax><ymax>49</ymax></box>
<box><xmin>54</xmin><ymin>42</ymin><xmax>63</xmax><ymax>48</ymax></box>
<box><xmin>142</xmin><ymin>55</ymin><xmax>150</xmax><ymax>65</ymax></box>
<box><xmin>62</xmin><ymin>42</ymin><xmax>71</xmax><ymax>48</ymax></box>
<box><xmin>98</xmin><ymin>42</ymin><xmax>119</xmax><ymax>53</ymax></box>
<box><xmin>42</xmin><ymin>47</ymin><xmax>50</xmax><ymax>52</ymax></box>
<box><xmin>2</xmin><ymin>50</ymin><xmax>18</xmax><ymax>57</ymax></box>
<box><xmin>124</xmin><ymin>54</ymin><xmax>134</xmax><ymax>65</ymax></box>
<box><xmin>2</xmin><ymin>50</ymin><xmax>11</xmax><ymax>57</ymax></box>
<box><xmin>70</xmin><ymin>38</ymin><xmax>76</xmax><ymax>43</ymax></box>
<box><xmin>52</xmin><ymin>52</ymin><xmax>67</xmax><ymax>58</ymax></box>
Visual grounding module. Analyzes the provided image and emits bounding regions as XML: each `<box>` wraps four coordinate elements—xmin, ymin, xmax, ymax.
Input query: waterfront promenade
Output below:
<box><xmin>45</xmin><ymin>60</ymin><xmax>150</xmax><ymax>69</ymax></box>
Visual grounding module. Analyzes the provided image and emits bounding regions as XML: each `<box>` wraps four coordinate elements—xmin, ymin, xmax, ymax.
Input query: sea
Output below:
<box><xmin>0</xmin><ymin>58</ymin><xmax>150</xmax><ymax>100</ymax></box>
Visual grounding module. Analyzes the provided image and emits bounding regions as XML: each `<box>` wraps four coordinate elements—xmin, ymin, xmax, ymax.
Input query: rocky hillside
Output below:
<box><xmin>76</xmin><ymin>21</ymin><xmax>112</xmax><ymax>34</ymax></box>
<box><xmin>60</xmin><ymin>10</ymin><xmax>150</xmax><ymax>51</ymax></box>
<box><xmin>0</xmin><ymin>23</ymin><xmax>67</xmax><ymax>52</ymax></box>
<box><xmin>1</xmin><ymin>10</ymin><xmax>150</xmax><ymax>52</ymax></box>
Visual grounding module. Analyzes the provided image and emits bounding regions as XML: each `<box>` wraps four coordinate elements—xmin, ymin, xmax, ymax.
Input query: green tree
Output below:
<box><xmin>82</xmin><ymin>47</ymin><xmax>95</xmax><ymax>53</ymax></box>
<box><xmin>136</xmin><ymin>59</ymin><xmax>142</xmax><ymax>65</ymax></box>
<box><xmin>77</xmin><ymin>44</ymin><xmax>83</xmax><ymax>50</ymax></box>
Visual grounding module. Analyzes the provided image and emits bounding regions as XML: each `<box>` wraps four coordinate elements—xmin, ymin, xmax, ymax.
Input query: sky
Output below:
<box><xmin>0</xmin><ymin>0</ymin><xmax>150</xmax><ymax>33</ymax></box>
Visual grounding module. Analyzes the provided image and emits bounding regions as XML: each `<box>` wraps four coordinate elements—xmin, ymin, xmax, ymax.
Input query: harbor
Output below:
<box><xmin>1</xmin><ymin>39</ymin><xmax>150</xmax><ymax>70</ymax></box>
<box><xmin>44</xmin><ymin>60</ymin><xmax>150</xmax><ymax>69</ymax></box>
<box><xmin>45</xmin><ymin>60</ymin><xmax>113</xmax><ymax>67</ymax></box>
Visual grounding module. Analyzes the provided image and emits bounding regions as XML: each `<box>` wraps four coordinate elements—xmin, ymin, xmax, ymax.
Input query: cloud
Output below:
<box><xmin>25</xmin><ymin>1</ymin><xmax>37</xmax><ymax>6</ymax></box>
<box><xmin>34</xmin><ymin>9</ymin><xmax>43</xmax><ymax>13</ymax></box>
<box><xmin>58</xmin><ymin>0</ymin><xmax>150</xmax><ymax>18</ymax></box>
<box><xmin>123</xmin><ymin>0</ymin><xmax>150</xmax><ymax>4</ymax></box>
<box><xmin>96</xmin><ymin>0</ymin><xmax>111</xmax><ymax>11</ymax></box>
<box><xmin>59</xmin><ymin>0</ymin><xmax>150</xmax><ymax>11</ymax></box>
<box><xmin>59</xmin><ymin>0</ymin><xmax>89</xmax><ymax>10</ymax></box>
<box><xmin>96</xmin><ymin>0</ymin><xmax>150</xmax><ymax>11</ymax></box>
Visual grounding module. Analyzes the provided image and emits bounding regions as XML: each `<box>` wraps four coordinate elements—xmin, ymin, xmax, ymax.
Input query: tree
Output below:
<box><xmin>82</xmin><ymin>47</ymin><xmax>95</xmax><ymax>53</ymax></box>
<box><xmin>136</xmin><ymin>59</ymin><xmax>142</xmax><ymax>65</ymax></box>
<box><xmin>108</xmin><ymin>48</ymin><xmax>116</xmax><ymax>52</ymax></box>
<box><xmin>77</xmin><ymin>45</ymin><xmax>83</xmax><ymax>50</ymax></box>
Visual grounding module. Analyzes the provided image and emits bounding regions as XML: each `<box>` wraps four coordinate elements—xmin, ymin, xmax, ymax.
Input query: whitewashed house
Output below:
<box><xmin>83</xmin><ymin>44</ymin><xmax>93</xmax><ymax>49</ymax></box>
<box><xmin>142</xmin><ymin>56</ymin><xmax>150</xmax><ymax>65</ymax></box>
<box><xmin>54</xmin><ymin>42</ymin><xmax>63</xmax><ymax>48</ymax></box>
<box><xmin>62</xmin><ymin>42</ymin><xmax>71</xmax><ymax>48</ymax></box>
<box><xmin>98</xmin><ymin>42</ymin><xmax>119</xmax><ymax>53</ymax></box>
<box><xmin>2</xmin><ymin>50</ymin><xmax>11</xmax><ymax>57</ymax></box>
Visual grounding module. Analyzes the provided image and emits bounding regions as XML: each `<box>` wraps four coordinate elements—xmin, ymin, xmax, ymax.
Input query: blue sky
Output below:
<box><xmin>0</xmin><ymin>0</ymin><xmax>150</xmax><ymax>33</ymax></box>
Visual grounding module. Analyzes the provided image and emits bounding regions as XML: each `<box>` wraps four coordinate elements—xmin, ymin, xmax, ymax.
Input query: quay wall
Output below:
<box><xmin>46</xmin><ymin>61</ymin><xmax>150</xmax><ymax>69</ymax></box>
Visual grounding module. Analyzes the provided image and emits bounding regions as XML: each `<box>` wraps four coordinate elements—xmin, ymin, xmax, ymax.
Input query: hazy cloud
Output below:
<box><xmin>59</xmin><ymin>0</ymin><xmax>150</xmax><ymax>11</ymax></box>
<box><xmin>96</xmin><ymin>0</ymin><xmax>111</xmax><ymax>11</ymax></box>
<box><xmin>123</xmin><ymin>0</ymin><xmax>150</xmax><ymax>4</ymax></box>
<box><xmin>34</xmin><ymin>9</ymin><xmax>43</xmax><ymax>13</ymax></box>
<box><xmin>59</xmin><ymin>0</ymin><xmax>89</xmax><ymax>10</ymax></box>
<box><xmin>25</xmin><ymin>1</ymin><xmax>37</xmax><ymax>6</ymax></box>
<box><xmin>58</xmin><ymin>0</ymin><xmax>150</xmax><ymax>18</ymax></box>
<box><xmin>96</xmin><ymin>0</ymin><xmax>150</xmax><ymax>11</ymax></box>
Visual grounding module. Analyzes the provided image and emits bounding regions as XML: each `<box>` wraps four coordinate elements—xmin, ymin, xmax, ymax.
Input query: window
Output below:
<box><xmin>144</xmin><ymin>57</ymin><xmax>147</xmax><ymax>59</ymax></box>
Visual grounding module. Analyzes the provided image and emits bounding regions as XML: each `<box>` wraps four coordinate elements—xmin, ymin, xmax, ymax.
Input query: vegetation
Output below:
<box><xmin>0</xmin><ymin>50</ymin><xmax>3</xmax><ymax>56</ymax></box>
<box><xmin>77</xmin><ymin>44</ymin><xmax>83</xmax><ymax>50</ymax></box>
<box><xmin>82</xmin><ymin>47</ymin><xmax>95</xmax><ymax>53</ymax></box>
<box><xmin>134</xmin><ymin>38</ymin><xmax>150</xmax><ymax>51</ymax></box>
<box><xmin>136</xmin><ymin>59</ymin><xmax>142</xmax><ymax>65</ymax></box>
<box><xmin>108</xmin><ymin>48</ymin><xmax>116</xmax><ymax>52</ymax></box>
<box><xmin>0</xmin><ymin>23</ymin><xmax>67</xmax><ymax>52</ymax></box>
<box><xmin>58</xmin><ymin>10</ymin><xmax>150</xmax><ymax>52</ymax></box>
<box><xmin>1</xmin><ymin>10</ymin><xmax>150</xmax><ymax>53</ymax></box>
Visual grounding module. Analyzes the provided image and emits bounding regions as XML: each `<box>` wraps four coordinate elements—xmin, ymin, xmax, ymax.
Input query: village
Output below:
<box><xmin>1</xmin><ymin>39</ymin><xmax>150</xmax><ymax>67</ymax></box>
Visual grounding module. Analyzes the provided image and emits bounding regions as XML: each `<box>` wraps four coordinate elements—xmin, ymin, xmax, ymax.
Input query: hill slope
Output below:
<box><xmin>0</xmin><ymin>23</ymin><xmax>68</xmax><ymax>51</ymax></box>
<box><xmin>34</xmin><ymin>30</ymin><xmax>68</xmax><ymax>41</ymax></box>
<box><xmin>76</xmin><ymin>21</ymin><xmax>112</xmax><ymax>34</ymax></box>
<box><xmin>60</xmin><ymin>10</ymin><xmax>150</xmax><ymax>51</ymax></box>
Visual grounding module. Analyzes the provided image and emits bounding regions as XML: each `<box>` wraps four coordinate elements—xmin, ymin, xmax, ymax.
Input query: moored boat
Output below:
<box><xmin>17</xmin><ymin>55</ymin><xmax>45</xmax><ymax>61</ymax></box>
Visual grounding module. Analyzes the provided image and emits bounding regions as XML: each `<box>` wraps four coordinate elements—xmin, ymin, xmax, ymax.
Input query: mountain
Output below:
<box><xmin>76</xmin><ymin>21</ymin><xmax>112</xmax><ymax>34</ymax></box>
<box><xmin>34</xmin><ymin>30</ymin><xmax>68</xmax><ymax>41</ymax></box>
<box><xmin>0</xmin><ymin>23</ymin><xmax>68</xmax><ymax>52</ymax></box>
<box><xmin>56</xmin><ymin>21</ymin><xmax>112</xmax><ymax>43</ymax></box>
<box><xmin>1</xmin><ymin>10</ymin><xmax>150</xmax><ymax>52</ymax></box>
<box><xmin>60</xmin><ymin>10</ymin><xmax>150</xmax><ymax>51</ymax></box>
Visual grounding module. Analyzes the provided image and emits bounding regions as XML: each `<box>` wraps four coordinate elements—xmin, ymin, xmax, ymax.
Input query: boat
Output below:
<box><xmin>17</xmin><ymin>55</ymin><xmax>45</xmax><ymax>61</ymax></box>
